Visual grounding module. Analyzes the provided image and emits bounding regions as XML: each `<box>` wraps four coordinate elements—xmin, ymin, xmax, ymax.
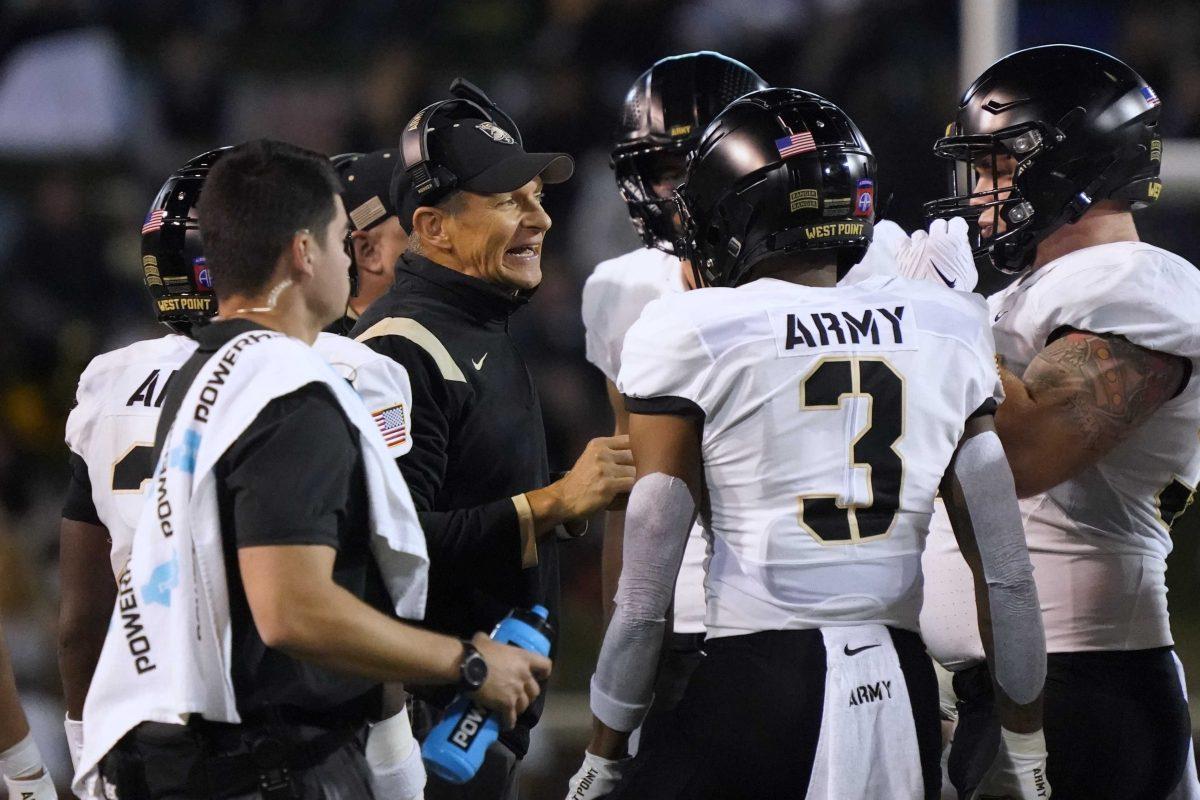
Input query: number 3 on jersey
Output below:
<box><xmin>111</xmin><ymin>443</ymin><xmax>155</xmax><ymax>493</ymax></box>
<box><xmin>798</xmin><ymin>357</ymin><xmax>904</xmax><ymax>544</ymax></box>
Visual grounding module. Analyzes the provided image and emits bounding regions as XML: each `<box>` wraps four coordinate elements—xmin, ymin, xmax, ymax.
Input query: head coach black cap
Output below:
<box><xmin>396</xmin><ymin>114</ymin><xmax>574</xmax><ymax>233</ymax></box>
<box><xmin>334</xmin><ymin>149</ymin><xmax>407</xmax><ymax>231</ymax></box>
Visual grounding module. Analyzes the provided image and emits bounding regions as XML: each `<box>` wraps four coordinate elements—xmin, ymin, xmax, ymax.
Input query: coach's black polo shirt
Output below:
<box><xmin>154</xmin><ymin>319</ymin><xmax>387</xmax><ymax>727</ymax></box>
<box><xmin>350</xmin><ymin>253</ymin><xmax>559</xmax><ymax>755</ymax></box>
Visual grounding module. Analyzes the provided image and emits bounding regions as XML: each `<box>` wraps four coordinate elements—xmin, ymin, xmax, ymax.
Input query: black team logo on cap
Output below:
<box><xmin>476</xmin><ymin>122</ymin><xmax>515</xmax><ymax>145</ymax></box>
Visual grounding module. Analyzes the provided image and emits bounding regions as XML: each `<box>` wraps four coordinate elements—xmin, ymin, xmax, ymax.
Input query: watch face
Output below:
<box><xmin>463</xmin><ymin>651</ymin><xmax>489</xmax><ymax>688</ymax></box>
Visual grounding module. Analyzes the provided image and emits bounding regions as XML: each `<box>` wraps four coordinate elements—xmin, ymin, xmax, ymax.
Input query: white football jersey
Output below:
<box><xmin>582</xmin><ymin>247</ymin><xmax>707</xmax><ymax>634</ymax></box>
<box><xmin>65</xmin><ymin>331</ymin><xmax>414</xmax><ymax>577</ymax></box>
<box><xmin>582</xmin><ymin>247</ymin><xmax>687</xmax><ymax>384</ymax></box>
<box><xmin>922</xmin><ymin>242</ymin><xmax>1200</xmax><ymax>662</ymax></box>
<box><xmin>66</xmin><ymin>334</ymin><xmax>198</xmax><ymax>576</ymax></box>
<box><xmin>618</xmin><ymin>274</ymin><xmax>1003</xmax><ymax>639</ymax></box>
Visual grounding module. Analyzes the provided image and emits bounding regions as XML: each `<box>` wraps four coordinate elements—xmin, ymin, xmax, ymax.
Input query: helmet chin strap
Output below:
<box><xmin>228</xmin><ymin>278</ymin><xmax>294</xmax><ymax>315</ymax></box>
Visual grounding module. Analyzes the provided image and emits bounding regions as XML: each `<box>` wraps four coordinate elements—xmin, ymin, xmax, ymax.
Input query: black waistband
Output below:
<box><xmin>669</xmin><ymin>632</ymin><xmax>706</xmax><ymax>652</ymax></box>
<box><xmin>105</xmin><ymin>719</ymin><xmax>362</xmax><ymax>800</ymax></box>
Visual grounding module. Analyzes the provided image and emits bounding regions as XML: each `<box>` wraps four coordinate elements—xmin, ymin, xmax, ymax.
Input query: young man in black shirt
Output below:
<box><xmin>353</xmin><ymin>94</ymin><xmax>634</xmax><ymax>798</ymax></box>
<box><xmin>90</xmin><ymin>140</ymin><xmax>550</xmax><ymax>800</ymax></box>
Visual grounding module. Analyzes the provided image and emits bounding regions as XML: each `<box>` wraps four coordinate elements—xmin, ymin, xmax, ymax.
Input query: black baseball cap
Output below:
<box><xmin>398</xmin><ymin>117</ymin><xmax>574</xmax><ymax>233</ymax></box>
<box><xmin>334</xmin><ymin>149</ymin><xmax>407</xmax><ymax>231</ymax></box>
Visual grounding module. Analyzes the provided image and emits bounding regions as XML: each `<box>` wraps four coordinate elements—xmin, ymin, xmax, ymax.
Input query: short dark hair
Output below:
<box><xmin>198</xmin><ymin>139</ymin><xmax>341</xmax><ymax>298</ymax></box>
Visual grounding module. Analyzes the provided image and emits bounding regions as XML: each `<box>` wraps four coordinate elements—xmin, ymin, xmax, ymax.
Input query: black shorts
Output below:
<box><xmin>610</xmin><ymin>627</ymin><xmax>942</xmax><ymax>800</ymax></box>
<box><xmin>948</xmin><ymin>647</ymin><xmax>1191</xmax><ymax>800</ymax></box>
<box><xmin>638</xmin><ymin>631</ymin><xmax>706</xmax><ymax>752</ymax></box>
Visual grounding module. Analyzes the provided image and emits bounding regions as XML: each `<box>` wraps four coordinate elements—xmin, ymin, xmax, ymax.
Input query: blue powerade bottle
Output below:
<box><xmin>422</xmin><ymin>605</ymin><xmax>553</xmax><ymax>783</ymax></box>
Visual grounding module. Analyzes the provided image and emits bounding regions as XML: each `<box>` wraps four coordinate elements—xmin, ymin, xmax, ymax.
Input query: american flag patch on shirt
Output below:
<box><xmin>776</xmin><ymin>132</ymin><xmax>816</xmax><ymax>159</ymax></box>
<box><xmin>1141</xmin><ymin>85</ymin><xmax>1161</xmax><ymax>107</ymax></box>
<box><xmin>142</xmin><ymin>209</ymin><xmax>166</xmax><ymax>234</ymax></box>
<box><xmin>372</xmin><ymin>403</ymin><xmax>407</xmax><ymax>447</ymax></box>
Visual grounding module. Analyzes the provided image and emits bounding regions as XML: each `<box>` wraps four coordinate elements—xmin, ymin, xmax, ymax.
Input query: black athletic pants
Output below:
<box><xmin>949</xmin><ymin>647</ymin><xmax>1191</xmax><ymax>800</ymax></box>
<box><xmin>100</xmin><ymin>720</ymin><xmax>371</xmax><ymax>800</ymax></box>
<box><xmin>610</xmin><ymin>627</ymin><xmax>942</xmax><ymax>800</ymax></box>
<box><xmin>637</xmin><ymin>632</ymin><xmax>706</xmax><ymax>753</ymax></box>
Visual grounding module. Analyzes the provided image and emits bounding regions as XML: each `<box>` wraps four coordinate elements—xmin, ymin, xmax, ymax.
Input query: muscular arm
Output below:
<box><xmin>601</xmin><ymin>379</ymin><xmax>630</xmax><ymax>623</ymax></box>
<box><xmin>996</xmin><ymin>330</ymin><xmax>1186</xmax><ymax>497</ymax></box>
<box><xmin>941</xmin><ymin>414</ymin><xmax>1045</xmax><ymax>734</ymax></box>
<box><xmin>57</xmin><ymin>518</ymin><xmax>117</xmax><ymax>719</ymax></box>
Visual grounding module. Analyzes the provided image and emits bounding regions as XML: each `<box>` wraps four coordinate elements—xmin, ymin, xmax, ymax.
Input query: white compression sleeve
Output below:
<box><xmin>951</xmin><ymin>430</ymin><xmax>1046</xmax><ymax>705</ymax></box>
<box><xmin>590</xmin><ymin>473</ymin><xmax>696</xmax><ymax>732</ymax></box>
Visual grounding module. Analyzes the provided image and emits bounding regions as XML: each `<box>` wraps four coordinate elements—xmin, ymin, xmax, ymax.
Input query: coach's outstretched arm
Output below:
<box><xmin>941</xmin><ymin>413</ymin><xmax>1051</xmax><ymax>800</ymax></box>
<box><xmin>565</xmin><ymin>412</ymin><xmax>701</xmax><ymax>799</ymax></box>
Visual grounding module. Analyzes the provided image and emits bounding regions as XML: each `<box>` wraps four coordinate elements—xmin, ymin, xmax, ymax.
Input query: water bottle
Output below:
<box><xmin>422</xmin><ymin>606</ymin><xmax>553</xmax><ymax>783</ymax></box>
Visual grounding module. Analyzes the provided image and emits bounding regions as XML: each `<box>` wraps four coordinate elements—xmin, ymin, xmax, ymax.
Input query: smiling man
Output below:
<box><xmin>351</xmin><ymin>90</ymin><xmax>635</xmax><ymax>799</ymax></box>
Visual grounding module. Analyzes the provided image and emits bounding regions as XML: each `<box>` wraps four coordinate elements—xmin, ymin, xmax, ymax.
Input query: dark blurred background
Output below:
<box><xmin>0</xmin><ymin>0</ymin><xmax>1198</xmax><ymax>796</ymax></box>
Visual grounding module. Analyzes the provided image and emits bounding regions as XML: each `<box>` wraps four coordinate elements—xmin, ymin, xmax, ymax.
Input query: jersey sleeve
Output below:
<box><xmin>581</xmin><ymin>271</ymin><xmax>620</xmax><ymax>383</ymax></box>
<box><xmin>1037</xmin><ymin>252</ymin><xmax>1200</xmax><ymax>363</ymax></box>
<box><xmin>62</xmin><ymin>451</ymin><xmax>101</xmax><ymax>525</ymax></box>
<box><xmin>350</xmin><ymin>355</ymin><xmax>415</xmax><ymax>457</ymax></box>
<box><xmin>963</xmin><ymin>304</ymin><xmax>1005</xmax><ymax>420</ymax></box>
<box><xmin>617</xmin><ymin>297</ymin><xmax>715</xmax><ymax>418</ymax></box>
<box><xmin>64</xmin><ymin>357</ymin><xmax>105</xmax><ymax>457</ymax></box>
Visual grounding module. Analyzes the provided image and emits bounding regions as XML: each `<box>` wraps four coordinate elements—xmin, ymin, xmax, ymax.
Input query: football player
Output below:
<box><xmin>919</xmin><ymin>44</ymin><xmax>1200</xmax><ymax>800</ymax></box>
<box><xmin>567</xmin><ymin>88</ymin><xmax>1048</xmax><ymax>800</ymax></box>
<box><xmin>579</xmin><ymin>50</ymin><xmax>767</xmax><ymax>754</ymax></box>
<box><xmin>58</xmin><ymin>148</ymin><xmax>425</xmax><ymax>800</ymax></box>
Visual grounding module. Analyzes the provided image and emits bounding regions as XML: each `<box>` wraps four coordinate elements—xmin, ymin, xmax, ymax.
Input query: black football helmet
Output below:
<box><xmin>925</xmin><ymin>44</ymin><xmax>1163</xmax><ymax>274</ymax></box>
<box><xmin>613</xmin><ymin>51</ymin><xmax>767</xmax><ymax>253</ymax></box>
<box><xmin>142</xmin><ymin>147</ymin><xmax>230</xmax><ymax>334</ymax></box>
<box><xmin>675</xmin><ymin>88</ymin><xmax>877</xmax><ymax>288</ymax></box>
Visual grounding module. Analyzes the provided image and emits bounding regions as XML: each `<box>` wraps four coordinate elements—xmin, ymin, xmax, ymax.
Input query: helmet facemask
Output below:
<box><xmin>925</xmin><ymin>45</ymin><xmax>1165</xmax><ymax>276</ymax></box>
<box><xmin>613</xmin><ymin>144</ymin><xmax>690</xmax><ymax>254</ymax></box>
<box><xmin>924</xmin><ymin>122</ymin><xmax>1065</xmax><ymax>274</ymax></box>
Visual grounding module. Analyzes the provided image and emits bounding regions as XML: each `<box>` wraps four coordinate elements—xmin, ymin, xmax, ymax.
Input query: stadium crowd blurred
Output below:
<box><xmin>0</xmin><ymin>0</ymin><xmax>1199</xmax><ymax>793</ymax></box>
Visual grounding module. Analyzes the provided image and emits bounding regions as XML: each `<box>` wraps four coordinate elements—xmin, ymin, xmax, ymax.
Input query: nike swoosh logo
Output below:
<box><xmin>471</xmin><ymin>353</ymin><xmax>488</xmax><ymax>370</ymax></box>
<box><xmin>982</xmin><ymin>97</ymin><xmax>1032</xmax><ymax>114</ymax></box>
<box><xmin>931</xmin><ymin>263</ymin><xmax>956</xmax><ymax>288</ymax></box>
<box><xmin>993</xmin><ymin>309</ymin><xmax>1008</xmax><ymax>322</ymax></box>
<box><xmin>843</xmin><ymin>643</ymin><xmax>881</xmax><ymax>656</ymax></box>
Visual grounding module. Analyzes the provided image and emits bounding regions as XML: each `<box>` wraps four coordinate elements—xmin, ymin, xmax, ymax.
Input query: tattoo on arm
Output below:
<box><xmin>1023</xmin><ymin>331</ymin><xmax>1186</xmax><ymax>453</ymax></box>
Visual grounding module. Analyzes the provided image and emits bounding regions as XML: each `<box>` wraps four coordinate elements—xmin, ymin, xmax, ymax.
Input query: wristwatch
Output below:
<box><xmin>457</xmin><ymin>641</ymin><xmax>489</xmax><ymax>692</ymax></box>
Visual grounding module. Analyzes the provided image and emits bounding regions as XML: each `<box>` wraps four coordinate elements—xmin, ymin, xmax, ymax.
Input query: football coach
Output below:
<box><xmin>76</xmin><ymin>139</ymin><xmax>551</xmax><ymax>800</ymax></box>
<box><xmin>352</xmin><ymin>84</ymin><xmax>634</xmax><ymax>798</ymax></box>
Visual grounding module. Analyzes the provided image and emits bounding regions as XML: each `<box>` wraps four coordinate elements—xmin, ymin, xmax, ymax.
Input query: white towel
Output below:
<box><xmin>74</xmin><ymin>330</ymin><xmax>429</xmax><ymax>796</ymax></box>
<box><xmin>806</xmin><ymin>625</ymin><xmax>926</xmax><ymax>799</ymax></box>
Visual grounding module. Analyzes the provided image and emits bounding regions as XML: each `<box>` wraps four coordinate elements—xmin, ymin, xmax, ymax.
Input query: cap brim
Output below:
<box><xmin>462</xmin><ymin>152</ymin><xmax>575</xmax><ymax>194</ymax></box>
